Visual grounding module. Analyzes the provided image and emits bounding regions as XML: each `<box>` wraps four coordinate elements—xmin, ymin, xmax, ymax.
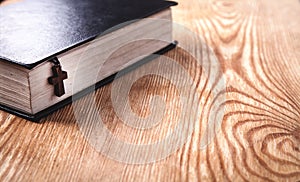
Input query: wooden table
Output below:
<box><xmin>1</xmin><ymin>0</ymin><xmax>299</xmax><ymax>181</ymax></box>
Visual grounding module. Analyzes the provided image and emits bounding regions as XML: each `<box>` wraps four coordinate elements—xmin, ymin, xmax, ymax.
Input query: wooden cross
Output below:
<box><xmin>48</xmin><ymin>64</ymin><xmax>68</xmax><ymax>97</ymax></box>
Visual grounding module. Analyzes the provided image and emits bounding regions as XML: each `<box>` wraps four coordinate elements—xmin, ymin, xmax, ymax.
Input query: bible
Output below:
<box><xmin>0</xmin><ymin>0</ymin><xmax>177</xmax><ymax>122</ymax></box>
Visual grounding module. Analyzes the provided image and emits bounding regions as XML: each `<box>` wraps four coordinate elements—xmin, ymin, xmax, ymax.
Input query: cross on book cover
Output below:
<box><xmin>0</xmin><ymin>0</ymin><xmax>178</xmax><ymax>122</ymax></box>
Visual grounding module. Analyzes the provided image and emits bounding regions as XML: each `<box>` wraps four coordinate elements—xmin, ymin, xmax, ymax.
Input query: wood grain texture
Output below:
<box><xmin>0</xmin><ymin>0</ymin><xmax>299</xmax><ymax>181</ymax></box>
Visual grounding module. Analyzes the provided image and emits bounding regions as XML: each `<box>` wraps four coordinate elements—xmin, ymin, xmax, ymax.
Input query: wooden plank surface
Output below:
<box><xmin>0</xmin><ymin>0</ymin><xmax>300</xmax><ymax>181</ymax></box>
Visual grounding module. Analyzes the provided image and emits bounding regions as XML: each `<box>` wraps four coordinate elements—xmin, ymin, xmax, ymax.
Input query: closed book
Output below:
<box><xmin>0</xmin><ymin>0</ymin><xmax>177</xmax><ymax>122</ymax></box>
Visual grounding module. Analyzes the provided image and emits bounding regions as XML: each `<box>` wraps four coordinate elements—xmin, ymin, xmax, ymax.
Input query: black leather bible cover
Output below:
<box><xmin>0</xmin><ymin>0</ymin><xmax>177</xmax><ymax>69</ymax></box>
<box><xmin>0</xmin><ymin>0</ymin><xmax>177</xmax><ymax>122</ymax></box>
